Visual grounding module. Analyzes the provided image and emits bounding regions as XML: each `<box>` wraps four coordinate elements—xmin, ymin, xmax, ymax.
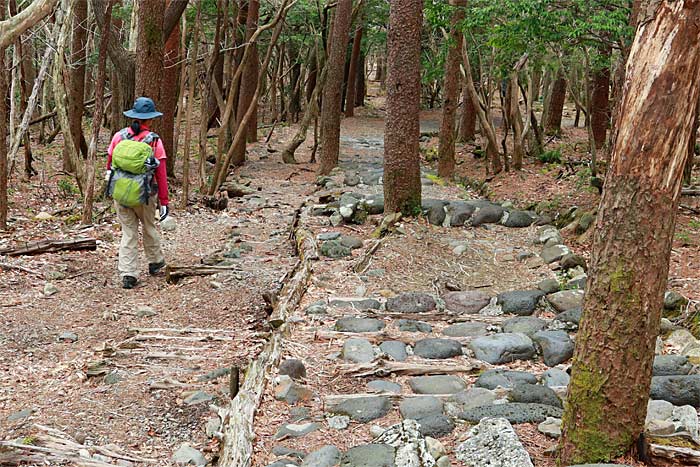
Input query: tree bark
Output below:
<box><xmin>135</xmin><ymin>0</ymin><xmax>165</xmax><ymax>101</ymax></box>
<box><xmin>383</xmin><ymin>0</ymin><xmax>422</xmax><ymax>214</ymax></box>
<box><xmin>345</xmin><ymin>24</ymin><xmax>363</xmax><ymax>118</ymax></box>
<box><xmin>68</xmin><ymin>0</ymin><xmax>88</xmax><ymax>161</ymax></box>
<box><xmin>0</xmin><ymin>0</ymin><xmax>58</xmax><ymax>50</ymax></box>
<box><xmin>457</xmin><ymin>86</ymin><xmax>476</xmax><ymax>142</ymax></box>
<box><xmin>161</xmin><ymin>1</ymin><xmax>181</xmax><ymax>176</ymax></box>
<box><xmin>82</xmin><ymin>0</ymin><xmax>113</xmax><ymax>225</ymax></box>
<box><xmin>591</xmin><ymin>48</ymin><xmax>611</xmax><ymax>149</ymax></box>
<box><xmin>437</xmin><ymin>6</ymin><xmax>464</xmax><ymax>178</ymax></box>
<box><xmin>544</xmin><ymin>70</ymin><xmax>566</xmax><ymax>136</ymax></box>
<box><xmin>0</xmin><ymin>0</ymin><xmax>8</xmax><ymax>229</ymax></box>
<box><xmin>559</xmin><ymin>3</ymin><xmax>700</xmax><ymax>464</ymax></box>
<box><xmin>318</xmin><ymin>0</ymin><xmax>353</xmax><ymax>175</ymax></box>
<box><xmin>355</xmin><ymin>52</ymin><xmax>366</xmax><ymax>107</ymax></box>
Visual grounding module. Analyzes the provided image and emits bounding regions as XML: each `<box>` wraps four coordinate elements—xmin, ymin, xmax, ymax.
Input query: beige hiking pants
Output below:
<box><xmin>115</xmin><ymin>198</ymin><xmax>164</xmax><ymax>279</ymax></box>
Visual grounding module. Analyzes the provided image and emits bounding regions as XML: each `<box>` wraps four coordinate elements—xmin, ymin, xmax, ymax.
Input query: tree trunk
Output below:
<box><xmin>559</xmin><ymin>3</ymin><xmax>700</xmax><ymax>464</ymax></box>
<box><xmin>68</xmin><ymin>0</ymin><xmax>88</xmax><ymax>161</ymax></box>
<box><xmin>345</xmin><ymin>25</ymin><xmax>363</xmax><ymax>118</ymax></box>
<box><xmin>383</xmin><ymin>0</ymin><xmax>422</xmax><ymax>214</ymax></box>
<box><xmin>355</xmin><ymin>52</ymin><xmax>366</xmax><ymax>107</ymax></box>
<box><xmin>0</xmin><ymin>0</ymin><xmax>58</xmax><ymax>50</ymax></box>
<box><xmin>288</xmin><ymin>44</ymin><xmax>302</xmax><ymax>122</ymax></box>
<box><xmin>544</xmin><ymin>70</ymin><xmax>566</xmax><ymax>136</ymax></box>
<box><xmin>457</xmin><ymin>86</ymin><xmax>476</xmax><ymax>142</ymax></box>
<box><xmin>181</xmin><ymin>0</ymin><xmax>202</xmax><ymax>208</ymax></box>
<box><xmin>161</xmin><ymin>1</ymin><xmax>181</xmax><ymax>176</ymax></box>
<box><xmin>318</xmin><ymin>0</ymin><xmax>353</xmax><ymax>175</ymax></box>
<box><xmin>135</xmin><ymin>0</ymin><xmax>164</xmax><ymax>101</ymax></box>
<box><xmin>82</xmin><ymin>0</ymin><xmax>113</xmax><ymax>225</ymax></box>
<box><xmin>437</xmin><ymin>6</ymin><xmax>464</xmax><ymax>178</ymax></box>
<box><xmin>591</xmin><ymin>49</ymin><xmax>611</xmax><ymax>149</ymax></box>
<box><xmin>0</xmin><ymin>0</ymin><xmax>8</xmax><ymax>229</ymax></box>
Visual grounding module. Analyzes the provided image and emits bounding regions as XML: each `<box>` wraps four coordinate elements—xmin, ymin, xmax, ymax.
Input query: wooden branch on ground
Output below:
<box><xmin>324</xmin><ymin>393</ymin><xmax>460</xmax><ymax>404</ymax></box>
<box><xmin>218</xmin><ymin>203</ymin><xmax>315</xmax><ymax>467</ymax></box>
<box><xmin>127</xmin><ymin>327</ymin><xmax>237</xmax><ymax>335</ymax></box>
<box><xmin>649</xmin><ymin>443</ymin><xmax>700</xmax><ymax>463</ymax></box>
<box><xmin>165</xmin><ymin>264</ymin><xmax>241</xmax><ymax>283</ymax></box>
<box><xmin>681</xmin><ymin>188</ymin><xmax>700</xmax><ymax>196</ymax></box>
<box><xmin>0</xmin><ymin>238</ymin><xmax>96</xmax><ymax>256</ymax></box>
<box><xmin>0</xmin><ymin>424</ymin><xmax>157</xmax><ymax>466</ymax></box>
<box><xmin>314</xmin><ymin>329</ymin><xmax>407</xmax><ymax>344</ymax></box>
<box><xmin>339</xmin><ymin>360</ymin><xmax>481</xmax><ymax>377</ymax></box>
<box><xmin>0</xmin><ymin>262</ymin><xmax>42</xmax><ymax>275</ymax></box>
<box><xmin>353</xmin><ymin>238</ymin><xmax>384</xmax><ymax>274</ymax></box>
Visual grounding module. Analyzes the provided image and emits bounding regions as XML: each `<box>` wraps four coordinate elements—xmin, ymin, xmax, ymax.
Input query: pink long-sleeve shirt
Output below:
<box><xmin>107</xmin><ymin>126</ymin><xmax>169</xmax><ymax>206</ymax></box>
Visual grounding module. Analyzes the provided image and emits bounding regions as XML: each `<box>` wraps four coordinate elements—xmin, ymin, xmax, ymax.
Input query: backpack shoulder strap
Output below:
<box><xmin>141</xmin><ymin>132</ymin><xmax>160</xmax><ymax>145</ymax></box>
<box><xmin>118</xmin><ymin>128</ymin><xmax>133</xmax><ymax>140</ymax></box>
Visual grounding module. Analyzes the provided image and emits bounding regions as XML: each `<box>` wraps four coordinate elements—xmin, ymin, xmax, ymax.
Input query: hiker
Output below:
<box><xmin>106</xmin><ymin>97</ymin><xmax>170</xmax><ymax>289</ymax></box>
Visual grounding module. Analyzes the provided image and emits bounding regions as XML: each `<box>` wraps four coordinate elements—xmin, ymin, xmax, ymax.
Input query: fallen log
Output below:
<box><xmin>681</xmin><ymin>188</ymin><xmax>700</xmax><ymax>196</ymax></box>
<box><xmin>353</xmin><ymin>238</ymin><xmax>384</xmax><ymax>274</ymax></box>
<box><xmin>0</xmin><ymin>237</ymin><xmax>96</xmax><ymax>256</ymax></box>
<box><xmin>649</xmin><ymin>443</ymin><xmax>700</xmax><ymax>463</ymax></box>
<box><xmin>339</xmin><ymin>360</ymin><xmax>482</xmax><ymax>378</ymax></box>
<box><xmin>165</xmin><ymin>264</ymin><xmax>241</xmax><ymax>283</ymax></box>
<box><xmin>324</xmin><ymin>393</ymin><xmax>459</xmax><ymax>404</ymax></box>
<box><xmin>217</xmin><ymin>203</ymin><xmax>315</xmax><ymax>467</ymax></box>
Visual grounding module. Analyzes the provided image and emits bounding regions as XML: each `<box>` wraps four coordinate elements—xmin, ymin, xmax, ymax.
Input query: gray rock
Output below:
<box><xmin>416</xmin><ymin>414</ymin><xmax>455</xmax><ymax>438</ymax></box>
<box><xmin>173</xmin><ymin>444</ymin><xmax>207</xmax><ymax>466</ymax></box>
<box><xmin>280</xmin><ymin>359</ymin><xmax>307</xmax><ymax>380</ymax></box>
<box><xmin>409</xmin><ymin>375</ymin><xmax>467</xmax><ymax>394</ymax></box>
<box><xmin>664</xmin><ymin>290</ymin><xmax>689</xmax><ymax>310</ymax></box>
<box><xmin>455</xmin><ymin>417</ymin><xmax>534</xmax><ymax>467</ymax></box>
<box><xmin>547</xmin><ymin>289</ymin><xmax>584</xmax><ymax>313</ymax></box>
<box><xmin>396</xmin><ymin>319</ymin><xmax>432</xmax><ymax>333</ymax></box>
<box><xmin>445</xmin><ymin>388</ymin><xmax>497</xmax><ymax>416</ymax></box>
<box><xmin>537</xmin><ymin>417</ymin><xmax>562</xmax><ymax>438</ymax></box>
<box><xmin>363</xmin><ymin>195</ymin><xmax>385</xmax><ymax>215</ymax></box>
<box><xmin>447</xmin><ymin>203</ymin><xmax>476</xmax><ymax>226</ymax></box>
<box><xmin>321</xmin><ymin>240</ymin><xmax>352</xmax><ymax>259</ymax></box>
<box><xmin>335</xmin><ymin>317</ymin><xmax>386</xmax><ymax>333</ymax></box>
<box><xmin>302</xmin><ymin>445</ymin><xmax>341</xmax><ymax>467</ymax></box>
<box><xmin>184</xmin><ymin>391</ymin><xmax>214</xmax><ymax>406</ymax></box>
<box><xmin>342</xmin><ymin>338</ymin><xmax>376</xmax><ymax>364</ymax></box>
<box><xmin>537</xmin><ymin>278</ymin><xmax>561</xmax><ymax>294</ymax></box>
<box><xmin>502</xmin><ymin>316</ymin><xmax>547</xmax><ymax>337</ymax></box>
<box><xmin>289</xmin><ymin>407</ymin><xmax>312</xmax><ymax>422</ymax></box>
<box><xmin>502</xmin><ymin>211</ymin><xmax>536</xmax><ymax>228</ymax></box>
<box><xmin>646</xmin><ymin>400</ymin><xmax>675</xmax><ymax>422</ymax></box>
<box><xmin>650</xmin><ymin>375</ymin><xmax>700</xmax><ymax>407</ymax></box>
<box><xmin>532</xmin><ymin>330</ymin><xmax>575</xmax><ymax>366</ymax></box>
<box><xmin>329</xmin><ymin>396</ymin><xmax>392</xmax><ymax>423</ymax></box>
<box><xmin>136</xmin><ymin>305</ymin><xmax>158</xmax><ymax>317</ymax></box>
<box><xmin>422</xmin><ymin>199</ymin><xmax>449</xmax><ymax>225</ymax></box>
<box><xmin>442</xmin><ymin>291</ymin><xmax>491</xmax><ymax>314</ymax></box>
<box><xmin>340</xmin><ymin>236</ymin><xmax>364</xmax><ymax>250</ymax></box>
<box><xmin>327</xmin><ymin>416</ymin><xmax>351</xmax><ymax>430</ymax></box>
<box><xmin>341</xmin><ymin>444</ymin><xmax>395</xmax><ymax>467</ymax></box>
<box><xmin>386</xmin><ymin>293</ymin><xmax>437</xmax><ymax>313</ymax></box>
<box><xmin>646</xmin><ymin>419</ymin><xmax>676</xmax><ymax>436</ymax></box>
<box><xmin>275</xmin><ymin>376</ymin><xmax>313</xmax><ymax>404</ymax></box>
<box><xmin>305</xmin><ymin>301</ymin><xmax>328</xmax><ymax>315</ymax></box>
<box><xmin>413</xmin><ymin>338</ymin><xmax>462</xmax><ymax>359</ymax></box>
<box><xmin>560</xmin><ymin>253</ymin><xmax>586</xmax><ymax>271</ymax></box>
<box><xmin>566</xmin><ymin>465</ymin><xmax>632</xmax><ymax>467</ymax></box>
<box><xmin>653</xmin><ymin>355</ymin><xmax>692</xmax><ymax>376</ymax></box>
<box><xmin>509</xmin><ymin>383</ymin><xmax>562</xmax><ymax>408</ymax></box>
<box><xmin>541</xmin><ymin>368</ymin><xmax>570</xmax><ymax>388</ymax></box>
<box><xmin>442</xmin><ymin>322</ymin><xmax>489</xmax><ymax>338</ymax></box>
<box><xmin>344</xmin><ymin>172</ymin><xmax>361</xmax><ymax>187</ymax></box>
<box><xmin>205</xmin><ymin>416</ymin><xmax>221</xmax><ymax>438</ymax></box>
<box><xmin>330</xmin><ymin>297</ymin><xmax>381</xmax><ymax>310</ymax></box>
<box><xmin>555</xmin><ymin>307</ymin><xmax>583</xmax><ymax>326</ymax></box>
<box><xmin>44</xmin><ymin>282</ymin><xmax>59</xmax><ymax>296</ymax></box>
<box><xmin>368</xmin><ymin>380</ymin><xmax>402</xmax><ymax>394</ymax></box>
<box><xmin>7</xmin><ymin>408</ymin><xmax>33</xmax><ymax>422</ymax></box>
<box><xmin>672</xmin><ymin>404</ymin><xmax>699</xmax><ymax>439</ymax></box>
<box><xmin>274</xmin><ymin>422</ymin><xmax>321</xmax><ymax>440</ymax></box>
<box><xmin>540</xmin><ymin>244</ymin><xmax>570</xmax><ymax>264</ymax></box>
<box><xmin>379</xmin><ymin>341</ymin><xmax>408</xmax><ymax>361</ymax></box>
<box><xmin>566</xmin><ymin>275</ymin><xmax>587</xmax><ymax>291</ymax></box>
<box><xmin>470</xmin><ymin>333</ymin><xmax>536</xmax><ymax>364</ymax></box>
<box><xmin>399</xmin><ymin>396</ymin><xmax>444</xmax><ymax>420</ymax></box>
<box><xmin>496</xmin><ymin>290</ymin><xmax>545</xmax><ymax>316</ymax></box>
<box><xmin>318</xmin><ymin>232</ymin><xmax>342</xmax><ymax>241</ymax></box>
<box><xmin>475</xmin><ymin>369</ymin><xmax>537</xmax><ymax>389</ymax></box>
<box><xmin>459</xmin><ymin>402</ymin><xmax>563</xmax><ymax>424</ymax></box>
<box><xmin>471</xmin><ymin>205</ymin><xmax>504</xmax><ymax>226</ymax></box>
<box><xmin>330</xmin><ymin>212</ymin><xmax>343</xmax><ymax>227</ymax></box>
<box><xmin>535</xmin><ymin>226</ymin><xmax>563</xmax><ymax>245</ymax></box>
<box><xmin>58</xmin><ymin>331</ymin><xmax>78</xmax><ymax>342</ymax></box>
<box><xmin>273</xmin><ymin>446</ymin><xmax>306</xmax><ymax>461</ymax></box>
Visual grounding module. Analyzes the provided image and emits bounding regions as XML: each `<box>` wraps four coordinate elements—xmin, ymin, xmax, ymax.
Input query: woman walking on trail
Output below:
<box><xmin>106</xmin><ymin>97</ymin><xmax>170</xmax><ymax>289</ymax></box>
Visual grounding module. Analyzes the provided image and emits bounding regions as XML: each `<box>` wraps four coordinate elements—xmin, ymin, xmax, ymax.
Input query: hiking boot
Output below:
<box><xmin>149</xmin><ymin>261</ymin><xmax>166</xmax><ymax>275</ymax></box>
<box><xmin>122</xmin><ymin>276</ymin><xmax>137</xmax><ymax>289</ymax></box>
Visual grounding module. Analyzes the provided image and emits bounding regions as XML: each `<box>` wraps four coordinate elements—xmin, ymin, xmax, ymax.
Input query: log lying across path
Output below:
<box><xmin>165</xmin><ymin>264</ymin><xmax>242</xmax><ymax>283</ymax></box>
<box><xmin>0</xmin><ymin>237</ymin><xmax>96</xmax><ymax>256</ymax></box>
<box><xmin>217</xmin><ymin>202</ymin><xmax>317</xmax><ymax>467</ymax></box>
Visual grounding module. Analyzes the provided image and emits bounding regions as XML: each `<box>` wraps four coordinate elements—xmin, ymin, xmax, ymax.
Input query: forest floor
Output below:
<box><xmin>0</xmin><ymin>87</ymin><xmax>698</xmax><ymax>466</ymax></box>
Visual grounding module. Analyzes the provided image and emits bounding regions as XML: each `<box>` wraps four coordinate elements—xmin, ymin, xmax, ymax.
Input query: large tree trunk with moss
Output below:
<box><xmin>318</xmin><ymin>0</ymin><xmax>353</xmax><ymax>175</ymax></box>
<box><xmin>437</xmin><ymin>5</ymin><xmax>464</xmax><ymax>179</ymax></box>
<box><xmin>559</xmin><ymin>3</ymin><xmax>700</xmax><ymax>464</ymax></box>
<box><xmin>544</xmin><ymin>70</ymin><xmax>566</xmax><ymax>136</ymax></box>
<box><xmin>383</xmin><ymin>0</ymin><xmax>422</xmax><ymax>214</ymax></box>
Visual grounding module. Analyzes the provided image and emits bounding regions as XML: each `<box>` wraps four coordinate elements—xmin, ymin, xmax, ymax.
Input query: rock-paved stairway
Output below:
<box><xmin>252</xmin><ymin>118</ymin><xmax>700</xmax><ymax>467</ymax></box>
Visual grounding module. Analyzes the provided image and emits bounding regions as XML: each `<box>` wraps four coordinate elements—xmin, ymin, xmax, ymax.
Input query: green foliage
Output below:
<box><xmin>538</xmin><ymin>149</ymin><xmax>562</xmax><ymax>164</ymax></box>
<box><xmin>57</xmin><ymin>178</ymin><xmax>79</xmax><ymax>199</ymax></box>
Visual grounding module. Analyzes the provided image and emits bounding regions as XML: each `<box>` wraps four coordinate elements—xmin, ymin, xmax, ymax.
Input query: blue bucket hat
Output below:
<box><xmin>123</xmin><ymin>97</ymin><xmax>163</xmax><ymax>120</ymax></box>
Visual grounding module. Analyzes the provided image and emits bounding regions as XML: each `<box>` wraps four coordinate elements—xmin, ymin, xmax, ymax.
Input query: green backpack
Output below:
<box><xmin>108</xmin><ymin>130</ymin><xmax>160</xmax><ymax>208</ymax></box>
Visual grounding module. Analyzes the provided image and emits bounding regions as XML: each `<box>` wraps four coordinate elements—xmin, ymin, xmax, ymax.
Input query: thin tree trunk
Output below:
<box><xmin>68</xmin><ymin>0</ymin><xmax>88</xmax><ymax>160</ymax></box>
<box><xmin>437</xmin><ymin>6</ymin><xmax>464</xmax><ymax>178</ymax></box>
<box><xmin>180</xmin><ymin>0</ymin><xmax>202</xmax><ymax>208</ymax></box>
<box><xmin>384</xmin><ymin>0</ymin><xmax>422</xmax><ymax>214</ymax></box>
<box><xmin>544</xmin><ymin>70</ymin><xmax>566</xmax><ymax>136</ymax></box>
<box><xmin>355</xmin><ymin>52</ymin><xmax>366</xmax><ymax>107</ymax></box>
<box><xmin>0</xmin><ymin>0</ymin><xmax>8</xmax><ymax>229</ymax></box>
<box><xmin>345</xmin><ymin>24</ymin><xmax>363</xmax><ymax>118</ymax></box>
<box><xmin>173</xmin><ymin>13</ymin><xmax>188</xmax><ymax>160</ymax></box>
<box><xmin>318</xmin><ymin>0</ymin><xmax>353</xmax><ymax>175</ymax></box>
<box><xmin>591</xmin><ymin>48</ymin><xmax>611</xmax><ymax>150</ymax></box>
<box><xmin>82</xmin><ymin>0</ymin><xmax>113</xmax><ymax>225</ymax></box>
<box><xmin>161</xmin><ymin>0</ymin><xmax>181</xmax><ymax>176</ymax></box>
<box><xmin>509</xmin><ymin>54</ymin><xmax>530</xmax><ymax>171</ymax></box>
<box><xmin>0</xmin><ymin>0</ymin><xmax>58</xmax><ymax>50</ymax></box>
<box><xmin>457</xmin><ymin>86</ymin><xmax>476</xmax><ymax>142</ymax></box>
<box><xmin>560</xmin><ymin>3</ymin><xmax>700</xmax><ymax>463</ymax></box>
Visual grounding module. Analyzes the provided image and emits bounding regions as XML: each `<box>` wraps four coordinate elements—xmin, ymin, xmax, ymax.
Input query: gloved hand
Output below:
<box><xmin>104</xmin><ymin>169</ymin><xmax>112</xmax><ymax>182</ymax></box>
<box><xmin>159</xmin><ymin>205</ymin><xmax>170</xmax><ymax>222</ymax></box>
